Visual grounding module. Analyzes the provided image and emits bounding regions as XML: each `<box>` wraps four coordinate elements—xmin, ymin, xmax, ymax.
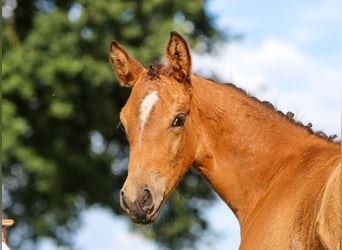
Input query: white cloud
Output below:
<box><xmin>193</xmin><ymin>38</ymin><xmax>341</xmax><ymax>138</ymax></box>
<box><xmin>74</xmin><ymin>207</ymin><xmax>157</xmax><ymax>250</ymax></box>
<box><xmin>38</xmin><ymin>207</ymin><xmax>157</xmax><ymax>250</ymax></box>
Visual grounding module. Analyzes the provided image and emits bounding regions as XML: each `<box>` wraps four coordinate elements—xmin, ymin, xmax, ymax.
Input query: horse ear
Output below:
<box><xmin>165</xmin><ymin>31</ymin><xmax>192</xmax><ymax>84</ymax></box>
<box><xmin>109</xmin><ymin>40</ymin><xmax>144</xmax><ymax>87</ymax></box>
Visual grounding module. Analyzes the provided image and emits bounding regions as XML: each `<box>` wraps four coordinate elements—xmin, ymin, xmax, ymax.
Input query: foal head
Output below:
<box><xmin>110</xmin><ymin>32</ymin><xmax>197</xmax><ymax>223</ymax></box>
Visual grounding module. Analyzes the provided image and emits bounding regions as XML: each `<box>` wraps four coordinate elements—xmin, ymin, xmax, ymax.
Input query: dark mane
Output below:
<box><xmin>147</xmin><ymin>64</ymin><xmax>164</xmax><ymax>80</ymax></box>
<box><xmin>221</xmin><ymin>81</ymin><xmax>339</xmax><ymax>143</ymax></box>
<box><xmin>147</xmin><ymin>63</ymin><xmax>191</xmax><ymax>84</ymax></box>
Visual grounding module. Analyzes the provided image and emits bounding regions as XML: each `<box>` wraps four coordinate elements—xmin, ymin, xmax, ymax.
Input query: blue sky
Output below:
<box><xmin>208</xmin><ymin>0</ymin><xmax>341</xmax><ymax>68</ymax></box>
<box><xmin>38</xmin><ymin>1</ymin><xmax>340</xmax><ymax>249</ymax></box>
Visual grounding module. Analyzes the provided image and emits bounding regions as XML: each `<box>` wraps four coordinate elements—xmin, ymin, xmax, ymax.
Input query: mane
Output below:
<box><xmin>147</xmin><ymin>64</ymin><xmax>165</xmax><ymax>80</ymax></box>
<box><xmin>223</xmin><ymin>82</ymin><xmax>340</xmax><ymax>143</ymax></box>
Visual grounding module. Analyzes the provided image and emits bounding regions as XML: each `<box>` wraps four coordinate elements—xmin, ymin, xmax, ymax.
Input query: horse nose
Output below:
<box><xmin>139</xmin><ymin>188</ymin><xmax>154</xmax><ymax>213</ymax></box>
<box><xmin>120</xmin><ymin>188</ymin><xmax>154</xmax><ymax>214</ymax></box>
<box><xmin>120</xmin><ymin>186</ymin><xmax>158</xmax><ymax>224</ymax></box>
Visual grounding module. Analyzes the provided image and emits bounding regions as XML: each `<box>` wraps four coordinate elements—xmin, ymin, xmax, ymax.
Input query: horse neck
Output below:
<box><xmin>190</xmin><ymin>75</ymin><xmax>339</xmax><ymax>224</ymax></box>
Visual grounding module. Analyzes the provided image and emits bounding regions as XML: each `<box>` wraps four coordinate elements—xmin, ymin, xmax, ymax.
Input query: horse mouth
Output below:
<box><xmin>133</xmin><ymin>210</ymin><xmax>159</xmax><ymax>224</ymax></box>
<box><xmin>130</xmin><ymin>201</ymin><xmax>163</xmax><ymax>224</ymax></box>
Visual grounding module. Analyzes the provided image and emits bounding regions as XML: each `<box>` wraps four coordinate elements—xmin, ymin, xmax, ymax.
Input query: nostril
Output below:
<box><xmin>142</xmin><ymin>189</ymin><xmax>151</xmax><ymax>205</ymax></box>
<box><xmin>120</xmin><ymin>190</ymin><xmax>129</xmax><ymax>212</ymax></box>
<box><xmin>140</xmin><ymin>188</ymin><xmax>154</xmax><ymax>213</ymax></box>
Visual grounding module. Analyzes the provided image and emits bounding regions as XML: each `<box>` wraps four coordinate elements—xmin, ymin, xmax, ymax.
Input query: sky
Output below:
<box><xmin>38</xmin><ymin>0</ymin><xmax>340</xmax><ymax>249</ymax></box>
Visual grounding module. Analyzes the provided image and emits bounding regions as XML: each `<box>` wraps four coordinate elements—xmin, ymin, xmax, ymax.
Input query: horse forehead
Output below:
<box><xmin>122</xmin><ymin>77</ymin><xmax>187</xmax><ymax>124</ymax></box>
<box><xmin>139</xmin><ymin>91</ymin><xmax>159</xmax><ymax>127</ymax></box>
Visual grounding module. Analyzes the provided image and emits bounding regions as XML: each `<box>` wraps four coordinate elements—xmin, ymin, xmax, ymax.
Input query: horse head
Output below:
<box><xmin>110</xmin><ymin>32</ymin><xmax>196</xmax><ymax>223</ymax></box>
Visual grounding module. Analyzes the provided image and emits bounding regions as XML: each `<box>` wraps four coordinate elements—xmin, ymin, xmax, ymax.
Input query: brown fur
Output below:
<box><xmin>109</xmin><ymin>31</ymin><xmax>341</xmax><ymax>249</ymax></box>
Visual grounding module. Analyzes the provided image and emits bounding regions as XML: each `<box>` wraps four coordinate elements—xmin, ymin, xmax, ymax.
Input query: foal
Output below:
<box><xmin>109</xmin><ymin>31</ymin><xmax>341</xmax><ymax>249</ymax></box>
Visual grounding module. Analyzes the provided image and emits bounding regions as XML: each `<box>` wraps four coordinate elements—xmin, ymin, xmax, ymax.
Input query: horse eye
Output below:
<box><xmin>171</xmin><ymin>113</ymin><xmax>186</xmax><ymax>127</ymax></box>
<box><xmin>116</xmin><ymin>122</ymin><xmax>125</xmax><ymax>132</ymax></box>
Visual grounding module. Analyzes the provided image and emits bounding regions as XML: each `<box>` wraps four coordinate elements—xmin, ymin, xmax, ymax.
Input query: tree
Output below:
<box><xmin>2</xmin><ymin>1</ymin><xmax>230</xmax><ymax>249</ymax></box>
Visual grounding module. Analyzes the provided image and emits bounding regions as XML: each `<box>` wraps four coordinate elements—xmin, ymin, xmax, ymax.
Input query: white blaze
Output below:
<box><xmin>140</xmin><ymin>91</ymin><xmax>159</xmax><ymax>129</ymax></box>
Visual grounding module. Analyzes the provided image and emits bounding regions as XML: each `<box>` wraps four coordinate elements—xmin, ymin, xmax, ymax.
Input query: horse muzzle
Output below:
<box><xmin>120</xmin><ymin>186</ymin><xmax>161</xmax><ymax>224</ymax></box>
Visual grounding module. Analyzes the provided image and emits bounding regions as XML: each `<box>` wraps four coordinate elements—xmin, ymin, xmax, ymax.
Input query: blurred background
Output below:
<box><xmin>2</xmin><ymin>0</ymin><xmax>340</xmax><ymax>250</ymax></box>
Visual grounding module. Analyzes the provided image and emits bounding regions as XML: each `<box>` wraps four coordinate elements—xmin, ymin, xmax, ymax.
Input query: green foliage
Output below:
<box><xmin>2</xmin><ymin>0</ymin><xmax>228</xmax><ymax>249</ymax></box>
